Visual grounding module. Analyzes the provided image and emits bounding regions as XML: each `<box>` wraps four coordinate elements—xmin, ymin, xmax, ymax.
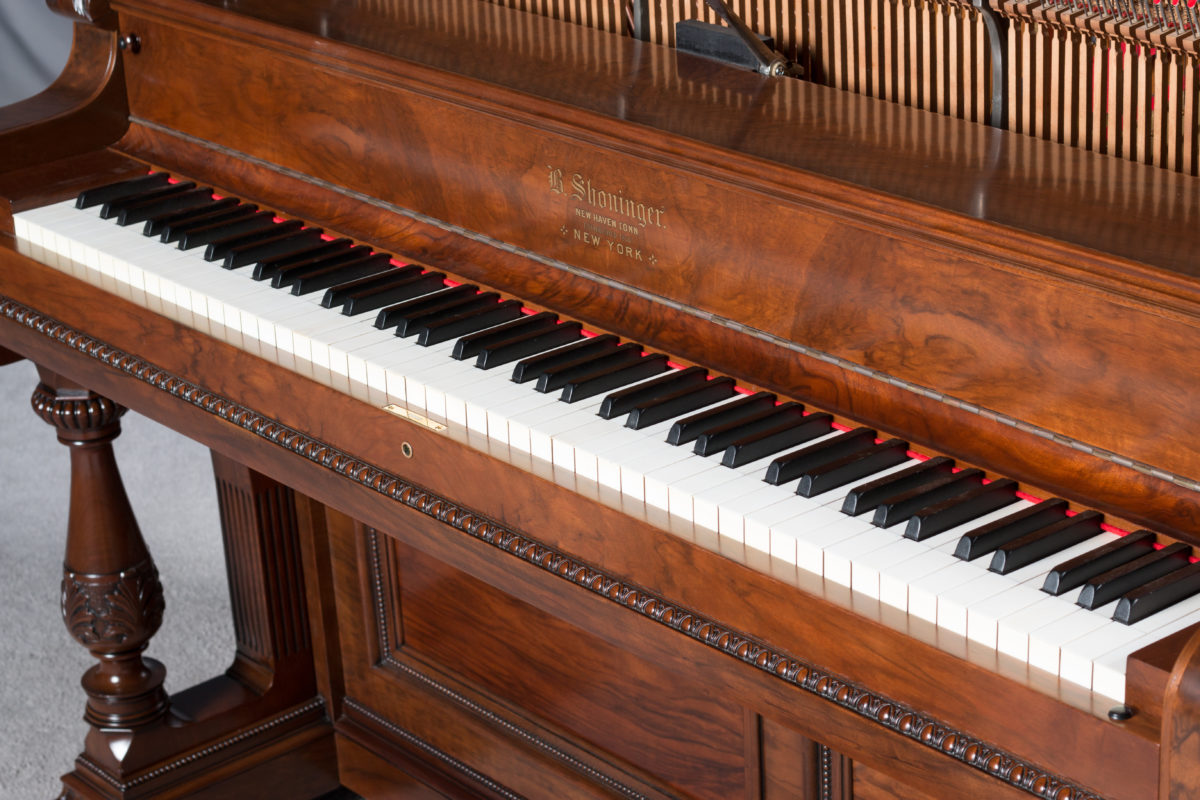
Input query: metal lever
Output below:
<box><xmin>701</xmin><ymin>0</ymin><xmax>802</xmax><ymax>77</ymax></box>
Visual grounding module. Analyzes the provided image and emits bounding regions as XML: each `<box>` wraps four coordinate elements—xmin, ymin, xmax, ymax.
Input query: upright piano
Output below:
<box><xmin>4</xmin><ymin>0</ymin><xmax>1200</xmax><ymax>798</ymax></box>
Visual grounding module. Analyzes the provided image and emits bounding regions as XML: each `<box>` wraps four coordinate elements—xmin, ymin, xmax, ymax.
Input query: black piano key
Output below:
<box><xmin>625</xmin><ymin>377</ymin><xmax>738</xmax><ymax>430</ymax></box>
<box><xmin>257</xmin><ymin>238</ymin><xmax>356</xmax><ymax>274</ymax></box>
<box><xmin>143</xmin><ymin>196</ymin><xmax>239</xmax><ymax>237</ymax></box>
<box><xmin>416</xmin><ymin>300</ymin><xmax>525</xmax><ymax>346</ymax></box>
<box><xmin>559</xmin><ymin>353</ymin><xmax>671</xmax><ymax>403</ymax></box>
<box><xmin>259</xmin><ymin>244</ymin><xmax>371</xmax><ymax>283</ymax></box>
<box><xmin>341</xmin><ymin>271</ymin><xmax>447</xmax><ymax>315</ymax></box>
<box><xmin>1114</xmin><ymin>562</ymin><xmax>1200</xmax><ymax>624</ymax></box>
<box><xmin>178</xmin><ymin>211</ymin><xmax>276</xmax><ymax>250</ymax></box>
<box><xmin>953</xmin><ymin>498</ymin><xmax>1070</xmax><ymax>561</ymax></box>
<box><xmin>396</xmin><ymin>292</ymin><xmax>498</xmax><ymax>338</ymax></box>
<box><xmin>117</xmin><ymin>187</ymin><xmax>213</xmax><ymax>226</ymax></box>
<box><xmin>904</xmin><ymin>478</ymin><xmax>1019</xmax><ymax>542</ymax></box>
<box><xmin>666</xmin><ymin>391</ymin><xmax>776</xmax><ymax>446</ymax></box>
<box><xmin>476</xmin><ymin>322</ymin><xmax>585</xmax><ymax>370</ymax></box>
<box><xmin>160</xmin><ymin>204</ymin><xmax>258</xmax><ymax>243</ymax></box>
<box><xmin>796</xmin><ymin>439</ymin><xmax>910</xmax><ymax>498</ymax></box>
<box><xmin>987</xmin><ymin>510</ymin><xmax>1104</xmax><ymax>575</ymax></box>
<box><xmin>77</xmin><ymin>172</ymin><xmax>170</xmax><ymax>209</ymax></box>
<box><xmin>259</xmin><ymin>239</ymin><xmax>357</xmax><ymax>281</ymax></box>
<box><xmin>763</xmin><ymin>427</ymin><xmax>875</xmax><ymax>486</ymax></box>
<box><xmin>863</xmin><ymin>462</ymin><xmax>977</xmax><ymax>524</ymax></box>
<box><xmin>100</xmin><ymin>181</ymin><xmax>197</xmax><ymax>220</ymax></box>
<box><xmin>1076</xmin><ymin>543</ymin><xmax>1192</xmax><ymax>609</ymax></box>
<box><xmin>534</xmin><ymin>342</ymin><xmax>643</xmax><ymax>393</ymax></box>
<box><xmin>721</xmin><ymin>412</ymin><xmax>835</xmax><ymax>468</ymax></box>
<box><xmin>204</xmin><ymin>219</ymin><xmax>304</xmax><ymax>261</ymax></box>
<box><xmin>369</xmin><ymin>287</ymin><xmax>463</xmax><ymax>330</ymax></box>
<box><xmin>1041</xmin><ymin>530</ymin><xmax>1158</xmax><ymax>596</ymax></box>
<box><xmin>374</xmin><ymin>285</ymin><xmax>477</xmax><ymax>330</ymax></box>
<box><xmin>452</xmin><ymin>312</ymin><xmax>559</xmax><ymax>360</ymax></box>
<box><xmin>293</xmin><ymin>254</ymin><xmax>393</xmax><ymax>295</ymax></box>
<box><xmin>842</xmin><ymin>457</ymin><xmax>956</xmax><ymax>516</ymax></box>
<box><xmin>223</xmin><ymin>229</ymin><xmax>328</xmax><ymax>269</ymax></box>
<box><xmin>598</xmin><ymin>366</ymin><xmax>708</xmax><ymax>419</ymax></box>
<box><xmin>871</xmin><ymin>468</ymin><xmax>985</xmax><ymax>528</ymax></box>
<box><xmin>321</xmin><ymin>264</ymin><xmax>423</xmax><ymax>307</ymax></box>
<box><xmin>511</xmin><ymin>334</ymin><xmax>619</xmax><ymax>383</ymax></box>
<box><xmin>693</xmin><ymin>402</ymin><xmax>806</xmax><ymax>457</ymax></box>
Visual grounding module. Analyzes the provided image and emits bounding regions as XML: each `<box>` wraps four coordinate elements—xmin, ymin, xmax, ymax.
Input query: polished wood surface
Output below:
<box><xmin>4</xmin><ymin>0</ymin><xmax>1200</xmax><ymax>798</ymax></box>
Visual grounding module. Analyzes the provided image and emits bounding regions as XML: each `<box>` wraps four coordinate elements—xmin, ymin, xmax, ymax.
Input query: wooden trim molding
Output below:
<box><xmin>73</xmin><ymin>699</ymin><xmax>326</xmax><ymax>792</ymax></box>
<box><xmin>0</xmin><ymin>294</ymin><xmax>1102</xmax><ymax>800</ymax></box>
<box><xmin>343</xmin><ymin>699</ymin><xmax>525</xmax><ymax>800</ymax></box>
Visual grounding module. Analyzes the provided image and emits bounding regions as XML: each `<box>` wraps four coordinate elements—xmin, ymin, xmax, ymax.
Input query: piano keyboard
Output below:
<box><xmin>15</xmin><ymin>173</ymin><xmax>1200</xmax><ymax>705</ymax></box>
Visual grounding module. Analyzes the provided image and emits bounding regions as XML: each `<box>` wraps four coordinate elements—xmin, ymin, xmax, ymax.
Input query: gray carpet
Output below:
<box><xmin>0</xmin><ymin>359</ymin><xmax>232</xmax><ymax>799</ymax></box>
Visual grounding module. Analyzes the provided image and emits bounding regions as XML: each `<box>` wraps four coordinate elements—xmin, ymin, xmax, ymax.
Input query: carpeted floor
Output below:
<box><xmin>0</xmin><ymin>358</ymin><xmax>233</xmax><ymax>799</ymax></box>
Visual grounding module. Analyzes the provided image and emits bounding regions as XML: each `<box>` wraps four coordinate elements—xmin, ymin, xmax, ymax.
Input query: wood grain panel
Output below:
<box><xmin>386</xmin><ymin>535</ymin><xmax>749</xmax><ymax>800</ymax></box>
<box><xmin>854</xmin><ymin>761</ymin><xmax>938</xmax><ymax>800</ymax></box>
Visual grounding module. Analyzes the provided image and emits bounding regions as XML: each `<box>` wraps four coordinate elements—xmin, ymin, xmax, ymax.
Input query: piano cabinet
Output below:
<box><xmin>0</xmin><ymin>241</ymin><xmax>1182</xmax><ymax>800</ymax></box>
<box><xmin>7</xmin><ymin>0</ymin><xmax>1200</xmax><ymax>798</ymax></box>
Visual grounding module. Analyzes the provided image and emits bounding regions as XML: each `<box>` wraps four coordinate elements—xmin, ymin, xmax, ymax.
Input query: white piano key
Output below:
<box><xmin>1027</xmin><ymin>604</ymin><xmax>1119</xmax><ymax>675</ymax></box>
<box><xmin>878</xmin><ymin>547</ymin><xmax>958</xmax><ymax>613</ymax></box>
<box><xmin>1066</xmin><ymin>591</ymin><xmax>1200</xmax><ymax>689</ymax></box>
<box><xmin>851</xmin><ymin>537</ymin><xmax>934</xmax><ymax>600</ymax></box>
<box><xmin>1090</xmin><ymin>596</ymin><xmax>1200</xmax><ymax>700</ymax></box>
<box><xmin>943</xmin><ymin>533</ymin><xmax>1117</xmax><ymax>642</ymax></box>
<box><xmin>992</xmin><ymin>593</ymin><xmax>1072</xmax><ymax>656</ymax></box>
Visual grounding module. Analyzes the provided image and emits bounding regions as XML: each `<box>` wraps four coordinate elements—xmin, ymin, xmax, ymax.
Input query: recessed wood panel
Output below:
<box><xmin>384</xmin><ymin>536</ymin><xmax>748</xmax><ymax>800</ymax></box>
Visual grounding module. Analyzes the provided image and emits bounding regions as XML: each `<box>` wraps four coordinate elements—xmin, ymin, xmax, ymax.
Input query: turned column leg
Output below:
<box><xmin>31</xmin><ymin>369</ymin><xmax>333</xmax><ymax>798</ymax></box>
<box><xmin>31</xmin><ymin>369</ymin><xmax>168</xmax><ymax>789</ymax></box>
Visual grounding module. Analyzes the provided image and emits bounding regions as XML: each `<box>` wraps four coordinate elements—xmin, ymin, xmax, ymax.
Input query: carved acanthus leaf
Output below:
<box><xmin>62</xmin><ymin>559</ymin><xmax>164</xmax><ymax>650</ymax></box>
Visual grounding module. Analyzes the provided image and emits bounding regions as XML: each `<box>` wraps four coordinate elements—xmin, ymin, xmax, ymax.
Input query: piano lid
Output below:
<box><xmin>170</xmin><ymin>0</ymin><xmax>1200</xmax><ymax>280</ymax></box>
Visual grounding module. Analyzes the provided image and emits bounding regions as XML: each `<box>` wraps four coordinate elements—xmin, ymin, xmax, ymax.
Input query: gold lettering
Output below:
<box><xmin>554</xmin><ymin>169</ymin><xmax>667</xmax><ymax>230</ymax></box>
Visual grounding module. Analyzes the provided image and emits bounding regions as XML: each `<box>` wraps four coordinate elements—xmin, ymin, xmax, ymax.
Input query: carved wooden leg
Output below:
<box><xmin>32</xmin><ymin>369</ymin><xmax>335</xmax><ymax>798</ymax></box>
<box><xmin>31</xmin><ymin>368</ymin><xmax>168</xmax><ymax>795</ymax></box>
